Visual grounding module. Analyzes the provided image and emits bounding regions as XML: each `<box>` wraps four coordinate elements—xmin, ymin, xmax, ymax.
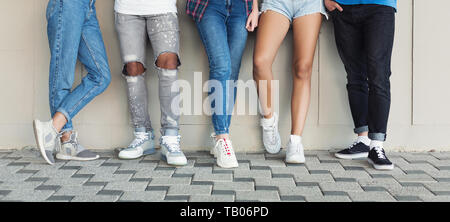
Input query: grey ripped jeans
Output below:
<box><xmin>115</xmin><ymin>12</ymin><xmax>181</xmax><ymax>136</ymax></box>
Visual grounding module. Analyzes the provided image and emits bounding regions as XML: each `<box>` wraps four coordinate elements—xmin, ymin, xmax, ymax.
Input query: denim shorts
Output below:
<box><xmin>261</xmin><ymin>0</ymin><xmax>328</xmax><ymax>21</ymax></box>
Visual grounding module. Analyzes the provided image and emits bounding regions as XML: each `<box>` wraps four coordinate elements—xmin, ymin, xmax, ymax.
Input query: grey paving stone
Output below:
<box><xmin>212</xmin><ymin>190</ymin><xmax>236</xmax><ymax>195</ymax></box>
<box><xmin>164</xmin><ymin>195</ymin><xmax>189</xmax><ymax>201</ymax></box>
<box><xmin>72</xmin><ymin>195</ymin><xmax>120</xmax><ymax>202</ymax></box>
<box><xmin>47</xmin><ymin>195</ymin><xmax>75</xmax><ymax>202</ymax></box>
<box><xmin>189</xmin><ymin>195</ymin><xmax>234</xmax><ymax>202</ymax></box>
<box><xmin>146</xmin><ymin>186</ymin><xmax>170</xmax><ymax>191</ymax></box>
<box><xmin>322</xmin><ymin>191</ymin><xmax>349</xmax><ymax>196</ymax></box>
<box><xmin>35</xmin><ymin>185</ymin><xmax>61</xmax><ymax>191</ymax></box>
<box><xmin>362</xmin><ymin>186</ymin><xmax>388</xmax><ymax>192</ymax></box>
<box><xmin>394</xmin><ymin>196</ymin><xmax>422</xmax><ymax>202</ymax></box>
<box><xmin>149</xmin><ymin>177</ymin><xmax>191</xmax><ymax>185</ymax></box>
<box><xmin>2</xmin><ymin>149</ymin><xmax>450</xmax><ymax>202</ymax></box>
<box><xmin>168</xmin><ymin>184</ymin><xmax>212</xmax><ymax>195</ymax></box>
<box><xmin>104</xmin><ymin>181</ymin><xmax>149</xmax><ymax>191</ymax></box>
<box><xmin>280</xmin><ymin>195</ymin><xmax>306</xmax><ymax>201</ymax></box>
<box><xmin>319</xmin><ymin>182</ymin><xmax>364</xmax><ymax>193</ymax></box>
<box><xmin>348</xmin><ymin>192</ymin><xmax>396</xmax><ymax>202</ymax></box>
<box><xmin>119</xmin><ymin>191</ymin><xmax>166</xmax><ymax>202</ymax></box>
<box><xmin>214</xmin><ymin>181</ymin><xmax>254</xmax><ymax>191</ymax></box>
<box><xmin>191</xmin><ymin>181</ymin><xmax>214</xmax><ymax>186</ymax></box>
<box><xmin>305</xmin><ymin>195</ymin><xmax>352</xmax><ymax>202</ymax></box>
<box><xmin>97</xmin><ymin>189</ymin><xmax>124</xmax><ymax>196</ymax></box>
<box><xmin>235</xmin><ymin>191</ymin><xmax>280</xmax><ymax>202</ymax></box>
<box><xmin>278</xmin><ymin>186</ymin><xmax>322</xmax><ymax>197</ymax></box>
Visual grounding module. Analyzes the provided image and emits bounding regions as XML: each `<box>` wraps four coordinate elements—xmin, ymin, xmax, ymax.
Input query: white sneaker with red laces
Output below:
<box><xmin>213</xmin><ymin>138</ymin><xmax>238</xmax><ymax>168</ymax></box>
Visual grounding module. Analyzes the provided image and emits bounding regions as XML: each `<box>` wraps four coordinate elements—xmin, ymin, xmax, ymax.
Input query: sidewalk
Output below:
<box><xmin>0</xmin><ymin>147</ymin><xmax>449</xmax><ymax>202</ymax></box>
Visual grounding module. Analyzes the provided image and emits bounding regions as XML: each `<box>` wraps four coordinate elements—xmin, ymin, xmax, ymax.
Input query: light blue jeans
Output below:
<box><xmin>47</xmin><ymin>0</ymin><xmax>111</xmax><ymax>132</ymax></box>
<box><xmin>195</xmin><ymin>0</ymin><xmax>249</xmax><ymax>135</ymax></box>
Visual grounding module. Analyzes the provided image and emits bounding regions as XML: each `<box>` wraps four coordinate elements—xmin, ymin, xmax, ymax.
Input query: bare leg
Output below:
<box><xmin>253</xmin><ymin>11</ymin><xmax>290</xmax><ymax>119</ymax></box>
<box><xmin>290</xmin><ymin>13</ymin><xmax>322</xmax><ymax>136</ymax></box>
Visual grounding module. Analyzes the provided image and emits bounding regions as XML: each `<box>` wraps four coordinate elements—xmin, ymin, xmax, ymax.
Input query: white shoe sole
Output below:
<box><xmin>56</xmin><ymin>153</ymin><xmax>99</xmax><ymax>161</ymax></box>
<box><xmin>118</xmin><ymin>148</ymin><xmax>156</xmax><ymax>160</ymax></box>
<box><xmin>335</xmin><ymin>152</ymin><xmax>369</xmax><ymax>160</ymax></box>
<box><xmin>368</xmin><ymin>159</ymin><xmax>394</xmax><ymax>170</ymax></box>
<box><xmin>161</xmin><ymin>154</ymin><xmax>187</xmax><ymax>166</ymax></box>
<box><xmin>285</xmin><ymin>157</ymin><xmax>305</xmax><ymax>164</ymax></box>
<box><xmin>33</xmin><ymin>120</ymin><xmax>54</xmax><ymax>165</ymax></box>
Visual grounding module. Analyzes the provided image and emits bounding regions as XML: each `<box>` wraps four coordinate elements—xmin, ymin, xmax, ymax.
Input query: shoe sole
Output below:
<box><xmin>161</xmin><ymin>154</ymin><xmax>187</xmax><ymax>166</ymax></box>
<box><xmin>56</xmin><ymin>153</ymin><xmax>100</xmax><ymax>161</ymax></box>
<box><xmin>118</xmin><ymin>148</ymin><xmax>156</xmax><ymax>160</ymax></box>
<box><xmin>368</xmin><ymin>159</ymin><xmax>394</xmax><ymax>170</ymax></box>
<box><xmin>33</xmin><ymin>120</ymin><xmax>54</xmax><ymax>165</ymax></box>
<box><xmin>335</xmin><ymin>152</ymin><xmax>369</xmax><ymax>160</ymax></box>
<box><xmin>285</xmin><ymin>158</ymin><xmax>305</xmax><ymax>164</ymax></box>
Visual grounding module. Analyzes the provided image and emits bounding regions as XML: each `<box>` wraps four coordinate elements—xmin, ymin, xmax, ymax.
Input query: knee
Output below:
<box><xmin>156</xmin><ymin>53</ymin><xmax>179</xmax><ymax>70</ymax></box>
<box><xmin>293</xmin><ymin>61</ymin><xmax>313</xmax><ymax>81</ymax></box>
<box><xmin>125</xmin><ymin>62</ymin><xmax>145</xmax><ymax>76</ymax></box>
<box><xmin>98</xmin><ymin>70</ymin><xmax>111</xmax><ymax>92</ymax></box>
<box><xmin>253</xmin><ymin>55</ymin><xmax>272</xmax><ymax>78</ymax></box>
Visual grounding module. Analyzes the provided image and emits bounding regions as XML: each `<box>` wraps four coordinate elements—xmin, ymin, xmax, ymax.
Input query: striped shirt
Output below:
<box><xmin>186</xmin><ymin>0</ymin><xmax>253</xmax><ymax>22</ymax></box>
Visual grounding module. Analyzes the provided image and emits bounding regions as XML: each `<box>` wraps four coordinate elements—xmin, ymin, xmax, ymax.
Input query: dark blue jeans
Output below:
<box><xmin>331</xmin><ymin>4</ymin><xmax>395</xmax><ymax>141</ymax></box>
<box><xmin>195</xmin><ymin>0</ymin><xmax>249</xmax><ymax>135</ymax></box>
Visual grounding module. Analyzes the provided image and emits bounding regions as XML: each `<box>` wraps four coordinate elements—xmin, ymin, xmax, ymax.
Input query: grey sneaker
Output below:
<box><xmin>160</xmin><ymin>135</ymin><xmax>187</xmax><ymax>166</ymax></box>
<box><xmin>118</xmin><ymin>129</ymin><xmax>155</xmax><ymax>159</ymax></box>
<box><xmin>33</xmin><ymin>119</ymin><xmax>61</xmax><ymax>165</ymax></box>
<box><xmin>56</xmin><ymin>131</ymin><xmax>99</xmax><ymax>161</ymax></box>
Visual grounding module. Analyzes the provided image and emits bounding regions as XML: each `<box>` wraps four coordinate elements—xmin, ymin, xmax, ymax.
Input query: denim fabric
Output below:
<box><xmin>47</xmin><ymin>0</ymin><xmax>111</xmax><ymax>132</ymax></box>
<box><xmin>261</xmin><ymin>0</ymin><xmax>328</xmax><ymax>21</ymax></box>
<box><xmin>195</xmin><ymin>0</ymin><xmax>248</xmax><ymax>135</ymax></box>
<box><xmin>331</xmin><ymin>4</ymin><xmax>395</xmax><ymax>141</ymax></box>
<box><xmin>115</xmin><ymin>12</ymin><xmax>181</xmax><ymax>136</ymax></box>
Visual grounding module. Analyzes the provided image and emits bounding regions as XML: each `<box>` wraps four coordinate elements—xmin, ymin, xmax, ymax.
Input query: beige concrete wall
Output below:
<box><xmin>0</xmin><ymin>0</ymin><xmax>449</xmax><ymax>151</ymax></box>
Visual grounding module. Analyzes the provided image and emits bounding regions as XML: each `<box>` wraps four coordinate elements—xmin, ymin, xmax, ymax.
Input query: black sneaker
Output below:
<box><xmin>335</xmin><ymin>142</ymin><xmax>370</xmax><ymax>159</ymax></box>
<box><xmin>368</xmin><ymin>147</ymin><xmax>394</xmax><ymax>170</ymax></box>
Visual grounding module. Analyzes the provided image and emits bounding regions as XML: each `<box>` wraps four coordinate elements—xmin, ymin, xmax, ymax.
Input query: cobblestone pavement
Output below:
<box><xmin>0</xmin><ymin>147</ymin><xmax>449</xmax><ymax>202</ymax></box>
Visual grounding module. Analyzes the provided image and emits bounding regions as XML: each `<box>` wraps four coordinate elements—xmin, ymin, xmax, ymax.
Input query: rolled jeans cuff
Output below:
<box><xmin>214</xmin><ymin>129</ymin><xmax>229</xmax><ymax>135</ymax></box>
<box><xmin>354</xmin><ymin>126</ymin><xmax>369</xmax><ymax>134</ymax></box>
<box><xmin>369</xmin><ymin>133</ymin><xmax>386</xmax><ymax>142</ymax></box>
<box><xmin>56</xmin><ymin>108</ymin><xmax>73</xmax><ymax>132</ymax></box>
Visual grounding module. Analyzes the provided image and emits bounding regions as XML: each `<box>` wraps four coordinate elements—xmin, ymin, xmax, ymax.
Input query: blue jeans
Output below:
<box><xmin>47</xmin><ymin>0</ymin><xmax>111</xmax><ymax>132</ymax></box>
<box><xmin>195</xmin><ymin>0</ymin><xmax>248</xmax><ymax>135</ymax></box>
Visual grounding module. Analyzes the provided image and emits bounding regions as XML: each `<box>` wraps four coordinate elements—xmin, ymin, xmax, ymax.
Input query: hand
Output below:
<box><xmin>324</xmin><ymin>0</ymin><xmax>343</xmax><ymax>12</ymax></box>
<box><xmin>246</xmin><ymin>10</ymin><xmax>259</xmax><ymax>32</ymax></box>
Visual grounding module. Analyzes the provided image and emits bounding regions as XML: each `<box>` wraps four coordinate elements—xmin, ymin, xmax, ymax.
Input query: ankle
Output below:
<box><xmin>60</xmin><ymin>131</ymin><xmax>72</xmax><ymax>143</ymax></box>
<box><xmin>216</xmin><ymin>134</ymin><xmax>229</xmax><ymax>141</ymax></box>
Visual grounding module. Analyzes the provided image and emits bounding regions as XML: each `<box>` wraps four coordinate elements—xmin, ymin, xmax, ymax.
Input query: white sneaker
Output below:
<box><xmin>260</xmin><ymin>113</ymin><xmax>281</xmax><ymax>154</ymax></box>
<box><xmin>160</xmin><ymin>135</ymin><xmax>187</xmax><ymax>166</ymax></box>
<box><xmin>213</xmin><ymin>138</ymin><xmax>238</xmax><ymax>168</ymax></box>
<box><xmin>285</xmin><ymin>135</ymin><xmax>305</xmax><ymax>164</ymax></box>
<box><xmin>33</xmin><ymin>119</ymin><xmax>61</xmax><ymax>165</ymax></box>
<box><xmin>118</xmin><ymin>130</ymin><xmax>155</xmax><ymax>159</ymax></box>
<box><xmin>56</xmin><ymin>131</ymin><xmax>100</xmax><ymax>161</ymax></box>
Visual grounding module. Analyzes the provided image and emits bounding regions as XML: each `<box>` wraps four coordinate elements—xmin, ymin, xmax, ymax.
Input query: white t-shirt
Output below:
<box><xmin>114</xmin><ymin>0</ymin><xmax>177</xmax><ymax>15</ymax></box>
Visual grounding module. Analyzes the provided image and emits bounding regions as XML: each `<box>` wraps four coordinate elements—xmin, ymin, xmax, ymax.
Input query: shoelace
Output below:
<box><xmin>63</xmin><ymin>131</ymin><xmax>85</xmax><ymax>153</ymax></box>
<box><xmin>262</xmin><ymin>125</ymin><xmax>277</xmax><ymax>144</ymax></box>
<box><xmin>161</xmin><ymin>136</ymin><xmax>181</xmax><ymax>153</ymax></box>
<box><xmin>218</xmin><ymin>139</ymin><xmax>234</xmax><ymax>157</ymax></box>
<box><xmin>347</xmin><ymin>141</ymin><xmax>359</xmax><ymax>150</ymax></box>
<box><xmin>128</xmin><ymin>132</ymin><xmax>149</xmax><ymax>148</ymax></box>
<box><xmin>373</xmin><ymin>146</ymin><xmax>386</xmax><ymax>159</ymax></box>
